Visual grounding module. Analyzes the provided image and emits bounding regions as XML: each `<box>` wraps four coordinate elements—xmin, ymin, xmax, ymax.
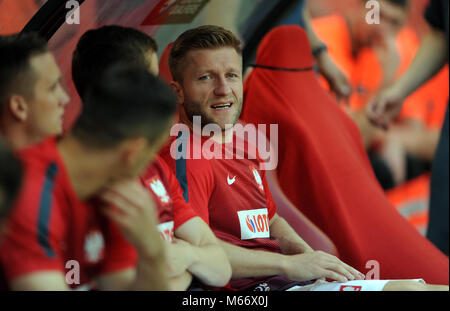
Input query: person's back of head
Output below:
<box><xmin>0</xmin><ymin>32</ymin><xmax>69</xmax><ymax>149</ymax></box>
<box><xmin>72</xmin><ymin>25</ymin><xmax>159</xmax><ymax>99</ymax></box>
<box><xmin>71</xmin><ymin>64</ymin><xmax>176</xmax><ymax>177</ymax></box>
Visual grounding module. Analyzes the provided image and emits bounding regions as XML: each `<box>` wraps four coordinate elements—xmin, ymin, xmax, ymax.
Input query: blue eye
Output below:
<box><xmin>198</xmin><ymin>75</ymin><xmax>210</xmax><ymax>81</ymax></box>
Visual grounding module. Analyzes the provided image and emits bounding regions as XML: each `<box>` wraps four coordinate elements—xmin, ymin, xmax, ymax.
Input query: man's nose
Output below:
<box><xmin>60</xmin><ymin>87</ymin><xmax>70</xmax><ymax>106</ymax></box>
<box><xmin>214</xmin><ymin>77</ymin><xmax>232</xmax><ymax>96</ymax></box>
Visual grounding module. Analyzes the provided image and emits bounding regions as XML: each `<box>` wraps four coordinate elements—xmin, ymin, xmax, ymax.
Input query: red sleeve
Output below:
<box><xmin>0</xmin><ymin>167</ymin><xmax>66</xmax><ymax>281</ymax></box>
<box><xmin>159</xmin><ymin>137</ymin><xmax>215</xmax><ymax>225</ymax></box>
<box><xmin>159</xmin><ymin>158</ymin><xmax>198</xmax><ymax>230</ymax></box>
<box><xmin>261</xmin><ymin>168</ymin><xmax>277</xmax><ymax>220</ymax></box>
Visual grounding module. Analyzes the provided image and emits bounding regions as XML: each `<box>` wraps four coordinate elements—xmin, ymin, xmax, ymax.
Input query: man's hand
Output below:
<box><xmin>366</xmin><ymin>85</ymin><xmax>405</xmax><ymax>130</ymax></box>
<box><xmin>165</xmin><ymin>238</ymin><xmax>196</xmax><ymax>278</ymax></box>
<box><xmin>99</xmin><ymin>179</ymin><xmax>169</xmax><ymax>290</ymax></box>
<box><xmin>100</xmin><ymin>179</ymin><xmax>163</xmax><ymax>257</ymax></box>
<box><xmin>282</xmin><ymin>251</ymin><xmax>365</xmax><ymax>283</ymax></box>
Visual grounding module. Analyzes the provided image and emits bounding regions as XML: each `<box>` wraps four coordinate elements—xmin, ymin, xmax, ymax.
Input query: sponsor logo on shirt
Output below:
<box><xmin>157</xmin><ymin>221</ymin><xmax>174</xmax><ymax>242</ymax></box>
<box><xmin>84</xmin><ymin>230</ymin><xmax>105</xmax><ymax>264</ymax></box>
<box><xmin>237</xmin><ymin>208</ymin><xmax>270</xmax><ymax>240</ymax></box>
<box><xmin>146</xmin><ymin>177</ymin><xmax>172</xmax><ymax>206</ymax></box>
<box><xmin>249</xmin><ymin>166</ymin><xmax>264</xmax><ymax>193</ymax></box>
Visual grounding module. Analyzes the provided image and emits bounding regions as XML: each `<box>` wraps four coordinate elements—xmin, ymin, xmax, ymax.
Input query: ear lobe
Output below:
<box><xmin>170</xmin><ymin>81</ymin><xmax>184</xmax><ymax>105</ymax></box>
<box><xmin>8</xmin><ymin>95</ymin><xmax>28</xmax><ymax>122</ymax></box>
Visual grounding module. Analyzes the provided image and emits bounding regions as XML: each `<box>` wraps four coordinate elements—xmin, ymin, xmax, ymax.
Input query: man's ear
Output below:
<box><xmin>170</xmin><ymin>81</ymin><xmax>184</xmax><ymax>105</ymax></box>
<box><xmin>8</xmin><ymin>95</ymin><xmax>29</xmax><ymax>122</ymax></box>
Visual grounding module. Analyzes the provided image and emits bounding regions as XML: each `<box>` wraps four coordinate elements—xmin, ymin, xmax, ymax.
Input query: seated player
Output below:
<box><xmin>160</xmin><ymin>25</ymin><xmax>448</xmax><ymax>291</ymax></box>
<box><xmin>71</xmin><ymin>25</ymin><xmax>231</xmax><ymax>290</ymax></box>
<box><xmin>0</xmin><ymin>65</ymin><xmax>176</xmax><ymax>290</ymax></box>
<box><xmin>0</xmin><ymin>33</ymin><xmax>69</xmax><ymax>150</ymax></box>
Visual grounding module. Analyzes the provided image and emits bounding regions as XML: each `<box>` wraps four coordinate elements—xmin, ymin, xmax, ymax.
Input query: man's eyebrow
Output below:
<box><xmin>50</xmin><ymin>75</ymin><xmax>62</xmax><ymax>87</ymax></box>
<box><xmin>194</xmin><ymin>67</ymin><xmax>241</xmax><ymax>74</ymax></box>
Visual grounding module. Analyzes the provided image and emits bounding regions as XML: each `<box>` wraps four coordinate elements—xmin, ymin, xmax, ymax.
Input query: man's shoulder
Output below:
<box><xmin>13</xmin><ymin>138</ymin><xmax>69</xmax><ymax>215</ymax></box>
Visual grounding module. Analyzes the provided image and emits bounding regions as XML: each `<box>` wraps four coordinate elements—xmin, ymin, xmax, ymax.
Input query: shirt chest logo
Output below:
<box><xmin>249</xmin><ymin>166</ymin><xmax>264</xmax><ymax>193</ymax></box>
<box><xmin>146</xmin><ymin>177</ymin><xmax>171</xmax><ymax>206</ymax></box>
<box><xmin>237</xmin><ymin>208</ymin><xmax>270</xmax><ymax>240</ymax></box>
<box><xmin>227</xmin><ymin>174</ymin><xmax>236</xmax><ymax>185</ymax></box>
<box><xmin>84</xmin><ymin>230</ymin><xmax>105</xmax><ymax>264</ymax></box>
<box><xmin>157</xmin><ymin>221</ymin><xmax>174</xmax><ymax>242</ymax></box>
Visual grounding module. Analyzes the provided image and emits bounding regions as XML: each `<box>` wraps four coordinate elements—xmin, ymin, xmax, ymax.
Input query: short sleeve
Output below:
<box><xmin>159</xmin><ymin>136</ymin><xmax>215</xmax><ymax>225</ymax></box>
<box><xmin>160</xmin><ymin>157</ymin><xmax>198</xmax><ymax>230</ymax></box>
<box><xmin>0</xmin><ymin>168</ymin><xmax>66</xmax><ymax>281</ymax></box>
<box><xmin>260</xmin><ymin>169</ymin><xmax>277</xmax><ymax>220</ymax></box>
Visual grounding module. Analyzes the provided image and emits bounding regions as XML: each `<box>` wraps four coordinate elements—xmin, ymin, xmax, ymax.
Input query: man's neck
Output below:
<box><xmin>57</xmin><ymin>136</ymin><xmax>116</xmax><ymax>200</ymax></box>
<box><xmin>0</xmin><ymin>122</ymin><xmax>42</xmax><ymax>151</ymax></box>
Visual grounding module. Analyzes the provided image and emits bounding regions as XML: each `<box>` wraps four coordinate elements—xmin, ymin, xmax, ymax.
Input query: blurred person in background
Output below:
<box><xmin>312</xmin><ymin>0</ymin><xmax>448</xmax><ymax>188</ymax></box>
<box><xmin>367</xmin><ymin>0</ymin><xmax>449</xmax><ymax>255</ymax></box>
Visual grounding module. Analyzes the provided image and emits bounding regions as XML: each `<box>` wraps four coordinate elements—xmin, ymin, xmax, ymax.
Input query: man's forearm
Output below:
<box><xmin>169</xmin><ymin>270</ymin><xmax>193</xmax><ymax>291</ymax></box>
<box><xmin>270</xmin><ymin>214</ymin><xmax>313</xmax><ymax>255</ymax></box>
<box><xmin>302</xmin><ymin>4</ymin><xmax>323</xmax><ymax>51</ymax></box>
<box><xmin>388</xmin><ymin>124</ymin><xmax>440</xmax><ymax>161</ymax></box>
<box><xmin>394</xmin><ymin>28</ymin><xmax>447</xmax><ymax>99</ymax></box>
<box><xmin>219</xmin><ymin>240</ymin><xmax>287</xmax><ymax>278</ymax></box>
<box><xmin>187</xmin><ymin>243</ymin><xmax>231</xmax><ymax>287</ymax></box>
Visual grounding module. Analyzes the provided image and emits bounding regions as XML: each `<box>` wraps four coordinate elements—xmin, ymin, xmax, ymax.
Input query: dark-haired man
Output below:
<box><xmin>0</xmin><ymin>65</ymin><xmax>176</xmax><ymax>290</ymax></box>
<box><xmin>368</xmin><ymin>0</ymin><xmax>449</xmax><ymax>255</ymax></box>
<box><xmin>72</xmin><ymin>25</ymin><xmax>159</xmax><ymax>97</ymax></box>
<box><xmin>71</xmin><ymin>25</ymin><xmax>231</xmax><ymax>290</ymax></box>
<box><xmin>0</xmin><ymin>32</ymin><xmax>69</xmax><ymax>150</ymax></box>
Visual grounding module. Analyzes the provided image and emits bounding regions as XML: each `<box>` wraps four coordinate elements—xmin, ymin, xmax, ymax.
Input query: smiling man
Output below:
<box><xmin>169</xmin><ymin>31</ymin><xmax>243</xmax><ymax>136</ymax></box>
<box><xmin>161</xmin><ymin>25</ymin><xmax>365</xmax><ymax>291</ymax></box>
<box><xmin>0</xmin><ymin>32</ymin><xmax>69</xmax><ymax>150</ymax></box>
<box><xmin>161</xmin><ymin>25</ymin><xmax>448</xmax><ymax>291</ymax></box>
<box><xmin>70</xmin><ymin>25</ymin><xmax>231</xmax><ymax>291</ymax></box>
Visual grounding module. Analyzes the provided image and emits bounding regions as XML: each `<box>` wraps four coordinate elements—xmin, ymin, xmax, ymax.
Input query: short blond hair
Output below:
<box><xmin>169</xmin><ymin>25</ymin><xmax>242</xmax><ymax>82</ymax></box>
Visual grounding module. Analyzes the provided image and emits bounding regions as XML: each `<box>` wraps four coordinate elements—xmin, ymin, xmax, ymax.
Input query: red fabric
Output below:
<box><xmin>159</xmin><ymin>42</ymin><xmax>174</xmax><ymax>83</ymax></box>
<box><xmin>241</xmin><ymin>25</ymin><xmax>448</xmax><ymax>284</ymax></box>
<box><xmin>0</xmin><ymin>138</ymin><xmax>137</xmax><ymax>289</ymax></box>
<box><xmin>141</xmin><ymin>156</ymin><xmax>198</xmax><ymax>242</ymax></box>
<box><xmin>0</xmin><ymin>0</ymin><xmax>38</xmax><ymax>35</ymax></box>
<box><xmin>160</xmin><ymin>129</ymin><xmax>281</xmax><ymax>290</ymax></box>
